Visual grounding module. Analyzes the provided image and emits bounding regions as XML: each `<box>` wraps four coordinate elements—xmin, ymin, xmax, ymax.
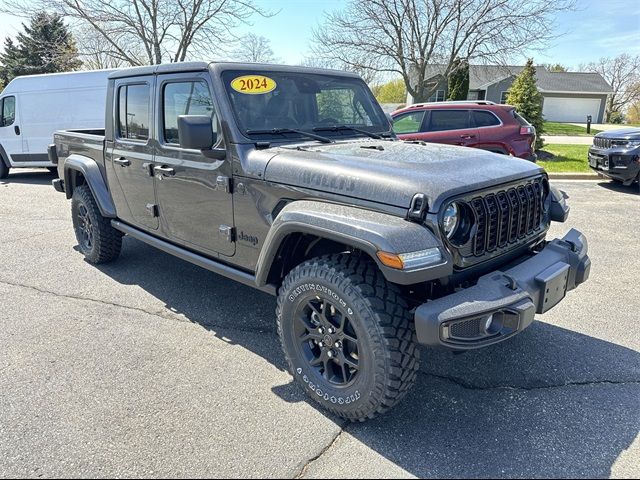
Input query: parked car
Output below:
<box><xmin>589</xmin><ymin>127</ymin><xmax>640</xmax><ymax>191</ymax></box>
<box><xmin>0</xmin><ymin>69</ymin><xmax>114</xmax><ymax>179</ymax></box>
<box><xmin>50</xmin><ymin>62</ymin><xmax>589</xmax><ymax>421</ymax></box>
<box><xmin>391</xmin><ymin>101</ymin><xmax>537</xmax><ymax>161</ymax></box>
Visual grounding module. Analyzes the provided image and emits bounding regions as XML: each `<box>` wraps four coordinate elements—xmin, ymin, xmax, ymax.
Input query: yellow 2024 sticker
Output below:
<box><xmin>231</xmin><ymin>75</ymin><xmax>277</xmax><ymax>94</ymax></box>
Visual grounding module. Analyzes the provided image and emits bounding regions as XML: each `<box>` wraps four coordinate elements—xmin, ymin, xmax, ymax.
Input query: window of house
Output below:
<box><xmin>0</xmin><ymin>96</ymin><xmax>16</xmax><ymax>127</ymax></box>
<box><xmin>427</xmin><ymin>90</ymin><xmax>445</xmax><ymax>102</ymax></box>
<box><xmin>392</xmin><ymin>110</ymin><xmax>426</xmax><ymax>134</ymax></box>
<box><xmin>117</xmin><ymin>84</ymin><xmax>150</xmax><ymax>141</ymax></box>
<box><xmin>163</xmin><ymin>81</ymin><xmax>215</xmax><ymax>145</ymax></box>
<box><xmin>467</xmin><ymin>91</ymin><xmax>479</xmax><ymax>101</ymax></box>
<box><xmin>473</xmin><ymin>110</ymin><xmax>501</xmax><ymax>127</ymax></box>
<box><xmin>500</xmin><ymin>91</ymin><xmax>510</xmax><ymax>104</ymax></box>
<box><xmin>427</xmin><ymin>110</ymin><xmax>470</xmax><ymax>131</ymax></box>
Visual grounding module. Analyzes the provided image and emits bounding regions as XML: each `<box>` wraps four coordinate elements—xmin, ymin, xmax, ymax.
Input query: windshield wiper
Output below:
<box><xmin>312</xmin><ymin>125</ymin><xmax>388</xmax><ymax>140</ymax></box>
<box><xmin>245</xmin><ymin>128</ymin><xmax>333</xmax><ymax>144</ymax></box>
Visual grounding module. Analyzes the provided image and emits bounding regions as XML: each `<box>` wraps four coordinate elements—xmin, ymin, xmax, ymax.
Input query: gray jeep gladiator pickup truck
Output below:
<box><xmin>50</xmin><ymin>62</ymin><xmax>591</xmax><ymax>421</ymax></box>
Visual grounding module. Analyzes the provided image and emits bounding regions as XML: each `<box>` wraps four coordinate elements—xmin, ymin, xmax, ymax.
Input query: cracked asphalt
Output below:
<box><xmin>1</xmin><ymin>171</ymin><xmax>639</xmax><ymax>478</ymax></box>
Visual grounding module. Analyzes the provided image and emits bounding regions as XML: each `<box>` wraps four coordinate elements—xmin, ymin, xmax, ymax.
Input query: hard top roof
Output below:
<box><xmin>108</xmin><ymin>61</ymin><xmax>361</xmax><ymax>80</ymax></box>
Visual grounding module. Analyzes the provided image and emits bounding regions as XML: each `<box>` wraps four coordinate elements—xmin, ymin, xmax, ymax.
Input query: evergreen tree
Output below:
<box><xmin>0</xmin><ymin>12</ymin><xmax>82</xmax><ymax>83</ymax></box>
<box><xmin>507</xmin><ymin>59</ymin><xmax>545</xmax><ymax>149</ymax></box>
<box><xmin>447</xmin><ymin>58</ymin><xmax>469</xmax><ymax>100</ymax></box>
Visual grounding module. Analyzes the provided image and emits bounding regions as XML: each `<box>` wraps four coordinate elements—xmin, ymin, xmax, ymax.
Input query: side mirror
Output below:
<box><xmin>178</xmin><ymin>115</ymin><xmax>214</xmax><ymax>149</ymax></box>
<box><xmin>177</xmin><ymin>115</ymin><xmax>226</xmax><ymax>160</ymax></box>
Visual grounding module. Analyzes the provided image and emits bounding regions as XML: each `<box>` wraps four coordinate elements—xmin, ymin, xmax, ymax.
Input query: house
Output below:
<box><xmin>407</xmin><ymin>65</ymin><xmax>613</xmax><ymax>123</ymax></box>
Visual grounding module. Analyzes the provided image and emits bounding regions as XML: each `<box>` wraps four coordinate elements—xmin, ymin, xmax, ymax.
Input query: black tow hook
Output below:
<box><xmin>503</xmin><ymin>273</ymin><xmax>519</xmax><ymax>290</ymax></box>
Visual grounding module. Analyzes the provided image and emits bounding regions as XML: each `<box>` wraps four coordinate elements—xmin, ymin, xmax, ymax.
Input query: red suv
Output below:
<box><xmin>391</xmin><ymin>101</ymin><xmax>537</xmax><ymax>161</ymax></box>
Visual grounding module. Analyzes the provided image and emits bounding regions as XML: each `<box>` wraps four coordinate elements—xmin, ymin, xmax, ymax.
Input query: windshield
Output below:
<box><xmin>221</xmin><ymin>70</ymin><xmax>389</xmax><ymax>140</ymax></box>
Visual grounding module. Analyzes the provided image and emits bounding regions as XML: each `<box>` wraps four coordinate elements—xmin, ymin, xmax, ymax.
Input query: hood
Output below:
<box><xmin>263</xmin><ymin>140</ymin><xmax>543</xmax><ymax>211</ymax></box>
<box><xmin>596</xmin><ymin>128</ymin><xmax>640</xmax><ymax>140</ymax></box>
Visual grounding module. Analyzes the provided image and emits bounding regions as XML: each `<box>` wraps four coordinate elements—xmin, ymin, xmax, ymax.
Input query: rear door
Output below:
<box><xmin>153</xmin><ymin>72</ymin><xmax>235</xmax><ymax>257</ymax></box>
<box><xmin>0</xmin><ymin>95</ymin><xmax>23</xmax><ymax>163</ymax></box>
<box><xmin>108</xmin><ymin>77</ymin><xmax>158</xmax><ymax>230</ymax></box>
<box><xmin>472</xmin><ymin>110</ymin><xmax>507</xmax><ymax>151</ymax></box>
<box><xmin>423</xmin><ymin>109</ymin><xmax>480</xmax><ymax>147</ymax></box>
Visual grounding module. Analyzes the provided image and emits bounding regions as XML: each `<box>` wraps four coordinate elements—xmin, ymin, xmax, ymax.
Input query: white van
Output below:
<box><xmin>0</xmin><ymin>69</ymin><xmax>114</xmax><ymax>178</ymax></box>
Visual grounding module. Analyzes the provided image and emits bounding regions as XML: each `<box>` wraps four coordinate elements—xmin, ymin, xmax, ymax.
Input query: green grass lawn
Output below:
<box><xmin>537</xmin><ymin>144</ymin><xmax>591</xmax><ymax>172</ymax></box>
<box><xmin>543</xmin><ymin>121</ymin><xmax>601</xmax><ymax>136</ymax></box>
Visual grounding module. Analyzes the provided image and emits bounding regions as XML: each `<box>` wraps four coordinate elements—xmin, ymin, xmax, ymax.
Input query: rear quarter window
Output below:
<box><xmin>473</xmin><ymin>110</ymin><xmax>501</xmax><ymax>127</ymax></box>
<box><xmin>510</xmin><ymin>109</ymin><xmax>531</xmax><ymax>126</ymax></box>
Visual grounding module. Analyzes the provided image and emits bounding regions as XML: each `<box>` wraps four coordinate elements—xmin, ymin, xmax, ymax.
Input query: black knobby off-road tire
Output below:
<box><xmin>71</xmin><ymin>184</ymin><xmax>122</xmax><ymax>264</ymax></box>
<box><xmin>277</xmin><ymin>254</ymin><xmax>420</xmax><ymax>421</ymax></box>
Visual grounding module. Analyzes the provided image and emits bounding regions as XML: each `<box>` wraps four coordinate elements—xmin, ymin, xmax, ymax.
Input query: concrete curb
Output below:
<box><xmin>547</xmin><ymin>172</ymin><xmax>600</xmax><ymax>180</ymax></box>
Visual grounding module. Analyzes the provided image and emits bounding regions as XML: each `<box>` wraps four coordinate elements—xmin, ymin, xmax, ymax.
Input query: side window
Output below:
<box><xmin>392</xmin><ymin>111</ymin><xmax>425</xmax><ymax>134</ymax></box>
<box><xmin>117</xmin><ymin>84</ymin><xmax>150</xmax><ymax>141</ymax></box>
<box><xmin>473</xmin><ymin>111</ymin><xmax>501</xmax><ymax>127</ymax></box>
<box><xmin>163</xmin><ymin>81</ymin><xmax>215</xmax><ymax>145</ymax></box>
<box><xmin>428</xmin><ymin>110</ymin><xmax>470</xmax><ymax>132</ymax></box>
<box><xmin>0</xmin><ymin>96</ymin><xmax>16</xmax><ymax>127</ymax></box>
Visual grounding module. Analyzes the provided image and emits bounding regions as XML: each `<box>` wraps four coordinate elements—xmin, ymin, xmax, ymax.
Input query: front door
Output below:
<box><xmin>153</xmin><ymin>73</ymin><xmax>235</xmax><ymax>257</ymax></box>
<box><xmin>108</xmin><ymin>77</ymin><xmax>158</xmax><ymax>230</ymax></box>
<box><xmin>0</xmin><ymin>95</ymin><xmax>23</xmax><ymax>163</ymax></box>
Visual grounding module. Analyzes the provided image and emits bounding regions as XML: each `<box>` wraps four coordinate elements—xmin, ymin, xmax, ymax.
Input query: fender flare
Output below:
<box><xmin>63</xmin><ymin>154</ymin><xmax>117</xmax><ymax>218</ymax></box>
<box><xmin>255</xmin><ymin>200</ymin><xmax>452</xmax><ymax>286</ymax></box>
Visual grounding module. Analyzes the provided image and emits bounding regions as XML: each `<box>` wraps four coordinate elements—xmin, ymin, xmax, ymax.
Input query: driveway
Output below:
<box><xmin>569</xmin><ymin>123</ymin><xmax>634</xmax><ymax>132</ymax></box>
<box><xmin>1</xmin><ymin>171</ymin><xmax>639</xmax><ymax>478</ymax></box>
<box><xmin>541</xmin><ymin>135</ymin><xmax>594</xmax><ymax>145</ymax></box>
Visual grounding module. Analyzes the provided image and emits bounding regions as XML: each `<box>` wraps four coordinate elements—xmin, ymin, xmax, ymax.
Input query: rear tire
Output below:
<box><xmin>71</xmin><ymin>184</ymin><xmax>122</xmax><ymax>264</ymax></box>
<box><xmin>0</xmin><ymin>159</ymin><xmax>8</xmax><ymax>179</ymax></box>
<box><xmin>277</xmin><ymin>254</ymin><xmax>419</xmax><ymax>421</ymax></box>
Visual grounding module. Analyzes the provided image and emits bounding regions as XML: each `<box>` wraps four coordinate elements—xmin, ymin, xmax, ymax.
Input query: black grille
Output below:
<box><xmin>593</xmin><ymin>137</ymin><xmax>612</xmax><ymax>149</ymax></box>
<box><xmin>450</xmin><ymin>317</ymin><xmax>483</xmax><ymax>339</ymax></box>
<box><xmin>468</xmin><ymin>178</ymin><xmax>546</xmax><ymax>257</ymax></box>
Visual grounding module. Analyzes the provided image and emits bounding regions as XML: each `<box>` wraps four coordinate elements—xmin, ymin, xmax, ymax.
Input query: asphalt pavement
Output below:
<box><xmin>0</xmin><ymin>170</ymin><xmax>638</xmax><ymax>478</ymax></box>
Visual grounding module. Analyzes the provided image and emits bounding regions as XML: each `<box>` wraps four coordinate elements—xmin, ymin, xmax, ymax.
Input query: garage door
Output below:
<box><xmin>542</xmin><ymin>97</ymin><xmax>601</xmax><ymax>123</ymax></box>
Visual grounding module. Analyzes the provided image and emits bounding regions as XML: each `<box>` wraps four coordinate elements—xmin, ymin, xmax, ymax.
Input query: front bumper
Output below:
<box><xmin>588</xmin><ymin>147</ymin><xmax>640</xmax><ymax>184</ymax></box>
<box><xmin>414</xmin><ymin>228</ymin><xmax>590</xmax><ymax>350</ymax></box>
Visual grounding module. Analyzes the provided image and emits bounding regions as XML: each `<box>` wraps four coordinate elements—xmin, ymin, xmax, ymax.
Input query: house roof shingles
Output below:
<box><xmin>422</xmin><ymin>64</ymin><xmax>612</xmax><ymax>94</ymax></box>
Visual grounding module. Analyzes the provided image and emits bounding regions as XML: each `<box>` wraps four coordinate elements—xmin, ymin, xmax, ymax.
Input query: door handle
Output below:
<box><xmin>459</xmin><ymin>134</ymin><xmax>476</xmax><ymax>139</ymax></box>
<box><xmin>154</xmin><ymin>165</ymin><xmax>175</xmax><ymax>176</ymax></box>
<box><xmin>14</xmin><ymin>125</ymin><xmax>20</xmax><ymax>135</ymax></box>
<box><xmin>114</xmin><ymin>157</ymin><xmax>130</xmax><ymax>166</ymax></box>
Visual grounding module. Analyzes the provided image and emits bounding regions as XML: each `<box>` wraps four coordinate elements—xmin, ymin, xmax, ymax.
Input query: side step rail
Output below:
<box><xmin>111</xmin><ymin>220</ymin><xmax>277</xmax><ymax>296</ymax></box>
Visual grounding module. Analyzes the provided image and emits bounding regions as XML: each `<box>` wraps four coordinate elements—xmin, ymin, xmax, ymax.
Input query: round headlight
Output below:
<box><xmin>442</xmin><ymin>202</ymin><xmax>460</xmax><ymax>239</ymax></box>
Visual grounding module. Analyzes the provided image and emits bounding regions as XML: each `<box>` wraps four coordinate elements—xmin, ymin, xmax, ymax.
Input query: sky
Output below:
<box><xmin>0</xmin><ymin>0</ymin><xmax>638</xmax><ymax>71</ymax></box>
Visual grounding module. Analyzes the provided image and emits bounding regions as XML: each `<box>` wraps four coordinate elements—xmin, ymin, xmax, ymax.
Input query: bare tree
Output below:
<box><xmin>232</xmin><ymin>33</ymin><xmax>278</xmax><ymax>63</ymax></box>
<box><xmin>311</xmin><ymin>0</ymin><xmax>574</xmax><ymax>102</ymax></box>
<box><xmin>0</xmin><ymin>0</ymin><xmax>271</xmax><ymax>66</ymax></box>
<box><xmin>75</xmin><ymin>27</ymin><xmax>142</xmax><ymax>69</ymax></box>
<box><xmin>300</xmin><ymin>56</ymin><xmax>380</xmax><ymax>85</ymax></box>
<box><xmin>580</xmin><ymin>54</ymin><xmax>640</xmax><ymax>122</ymax></box>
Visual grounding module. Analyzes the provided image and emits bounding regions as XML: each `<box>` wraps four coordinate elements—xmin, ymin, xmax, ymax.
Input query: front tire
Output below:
<box><xmin>71</xmin><ymin>184</ymin><xmax>122</xmax><ymax>264</ymax></box>
<box><xmin>0</xmin><ymin>160</ymin><xmax>8</xmax><ymax>179</ymax></box>
<box><xmin>277</xmin><ymin>254</ymin><xmax>419</xmax><ymax>421</ymax></box>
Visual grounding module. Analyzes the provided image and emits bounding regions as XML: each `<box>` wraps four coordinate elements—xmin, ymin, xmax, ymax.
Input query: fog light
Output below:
<box><xmin>484</xmin><ymin>314</ymin><xmax>494</xmax><ymax>333</ymax></box>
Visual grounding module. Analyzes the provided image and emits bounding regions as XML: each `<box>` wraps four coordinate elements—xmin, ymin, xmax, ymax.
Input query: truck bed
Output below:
<box><xmin>53</xmin><ymin>129</ymin><xmax>106</xmax><ymax>168</ymax></box>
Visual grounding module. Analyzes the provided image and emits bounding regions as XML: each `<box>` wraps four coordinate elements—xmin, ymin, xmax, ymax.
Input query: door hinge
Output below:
<box><xmin>216</xmin><ymin>175</ymin><xmax>233</xmax><ymax>193</ymax></box>
<box><xmin>219</xmin><ymin>225</ymin><xmax>236</xmax><ymax>242</ymax></box>
<box><xmin>146</xmin><ymin>203</ymin><xmax>159</xmax><ymax>217</ymax></box>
